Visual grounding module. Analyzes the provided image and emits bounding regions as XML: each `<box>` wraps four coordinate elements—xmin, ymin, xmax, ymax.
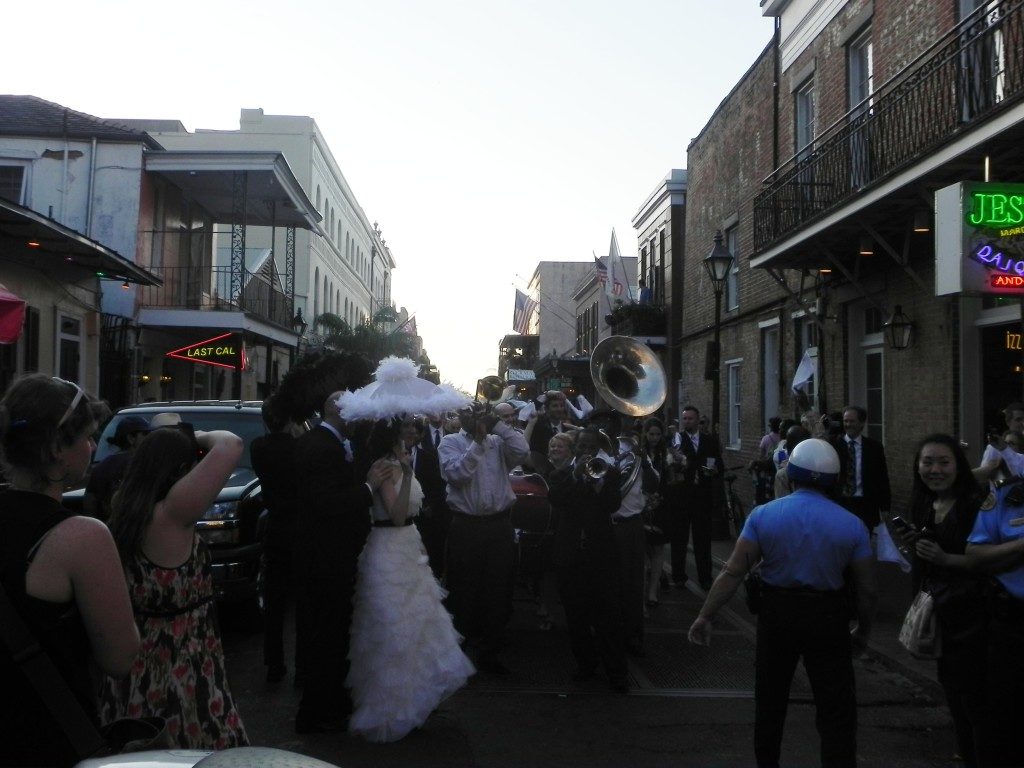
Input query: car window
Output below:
<box><xmin>94</xmin><ymin>411</ymin><xmax>267</xmax><ymax>468</ymax></box>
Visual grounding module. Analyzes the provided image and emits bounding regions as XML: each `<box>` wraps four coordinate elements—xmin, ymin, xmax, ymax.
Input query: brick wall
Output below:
<box><xmin>681</xmin><ymin>0</ymin><xmax>967</xmax><ymax>513</ymax></box>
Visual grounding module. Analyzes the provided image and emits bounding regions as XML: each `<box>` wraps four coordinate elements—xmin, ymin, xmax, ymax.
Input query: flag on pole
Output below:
<box><xmin>594</xmin><ymin>256</ymin><xmax>608</xmax><ymax>286</ymax></box>
<box><xmin>791</xmin><ymin>349</ymin><xmax>816</xmax><ymax>393</ymax></box>
<box><xmin>513</xmin><ymin>289</ymin><xmax>538</xmax><ymax>334</ymax></box>
<box><xmin>607</xmin><ymin>229</ymin><xmax>629</xmax><ymax>299</ymax></box>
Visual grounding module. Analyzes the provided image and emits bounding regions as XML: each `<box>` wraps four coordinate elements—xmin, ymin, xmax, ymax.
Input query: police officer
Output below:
<box><xmin>966</xmin><ymin>478</ymin><xmax>1024</xmax><ymax>767</ymax></box>
<box><xmin>688</xmin><ymin>439</ymin><xmax>876</xmax><ymax>768</ymax></box>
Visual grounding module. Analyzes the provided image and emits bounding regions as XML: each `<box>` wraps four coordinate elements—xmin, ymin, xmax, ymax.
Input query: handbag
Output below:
<box><xmin>0</xmin><ymin>579</ymin><xmax>171</xmax><ymax>758</ymax></box>
<box><xmin>898</xmin><ymin>588</ymin><xmax>942</xmax><ymax>659</ymax></box>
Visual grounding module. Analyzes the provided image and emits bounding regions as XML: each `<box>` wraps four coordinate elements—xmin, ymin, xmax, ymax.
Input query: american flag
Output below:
<box><xmin>513</xmin><ymin>289</ymin><xmax>538</xmax><ymax>334</ymax></box>
<box><xmin>594</xmin><ymin>256</ymin><xmax>608</xmax><ymax>285</ymax></box>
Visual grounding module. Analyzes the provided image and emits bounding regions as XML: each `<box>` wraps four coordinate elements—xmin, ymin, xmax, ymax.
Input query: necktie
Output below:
<box><xmin>845</xmin><ymin>439</ymin><xmax>857</xmax><ymax>496</ymax></box>
<box><xmin>433</xmin><ymin>428</ymin><xmax>441</xmax><ymax>448</ymax></box>
<box><xmin>691</xmin><ymin>433</ymin><xmax>699</xmax><ymax>452</ymax></box>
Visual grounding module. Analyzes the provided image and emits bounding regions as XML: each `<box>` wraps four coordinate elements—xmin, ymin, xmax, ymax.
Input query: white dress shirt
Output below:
<box><xmin>438</xmin><ymin>422</ymin><xmax>529</xmax><ymax>516</ymax></box>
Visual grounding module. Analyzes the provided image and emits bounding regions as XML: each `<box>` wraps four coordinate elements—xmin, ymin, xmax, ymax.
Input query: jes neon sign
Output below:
<box><xmin>968</xmin><ymin>192</ymin><xmax>1024</xmax><ymax>228</ymax></box>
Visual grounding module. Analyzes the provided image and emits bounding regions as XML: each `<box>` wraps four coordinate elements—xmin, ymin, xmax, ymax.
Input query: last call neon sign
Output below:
<box><xmin>166</xmin><ymin>332</ymin><xmax>246</xmax><ymax>370</ymax></box>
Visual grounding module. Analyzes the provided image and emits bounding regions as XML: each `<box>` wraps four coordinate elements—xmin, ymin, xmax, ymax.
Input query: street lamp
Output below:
<box><xmin>703</xmin><ymin>230</ymin><xmax>734</xmax><ymax>433</ymax></box>
<box><xmin>884</xmin><ymin>305</ymin><xmax>914</xmax><ymax>350</ymax></box>
<box><xmin>291</xmin><ymin>308</ymin><xmax>307</xmax><ymax>361</ymax></box>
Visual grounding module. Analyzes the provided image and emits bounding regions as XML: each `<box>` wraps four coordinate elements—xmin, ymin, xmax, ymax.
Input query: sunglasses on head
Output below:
<box><xmin>52</xmin><ymin>377</ymin><xmax>84</xmax><ymax>427</ymax></box>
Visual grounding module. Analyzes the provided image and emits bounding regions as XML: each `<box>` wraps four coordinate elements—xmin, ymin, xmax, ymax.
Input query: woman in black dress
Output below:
<box><xmin>0</xmin><ymin>374</ymin><xmax>139</xmax><ymax>766</ymax></box>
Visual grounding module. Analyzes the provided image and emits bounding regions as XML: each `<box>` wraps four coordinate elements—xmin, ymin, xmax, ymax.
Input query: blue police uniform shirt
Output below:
<box><xmin>967</xmin><ymin>483</ymin><xmax>1024</xmax><ymax>600</ymax></box>
<box><xmin>741</xmin><ymin>488</ymin><xmax>873</xmax><ymax>591</ymax></box>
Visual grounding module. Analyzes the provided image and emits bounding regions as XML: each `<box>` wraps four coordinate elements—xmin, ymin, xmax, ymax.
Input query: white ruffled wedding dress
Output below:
<box><xmin>346</xmin><ymin>463</ymin><xmax>475</xmax><ymax>743</ymax></box>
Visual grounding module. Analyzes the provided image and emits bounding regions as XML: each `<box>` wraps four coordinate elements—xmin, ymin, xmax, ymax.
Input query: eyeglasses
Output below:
<box><xmin>53</xmin><ymin>377</ymin><xmax>85</xmax><ymax>427</ymax></box>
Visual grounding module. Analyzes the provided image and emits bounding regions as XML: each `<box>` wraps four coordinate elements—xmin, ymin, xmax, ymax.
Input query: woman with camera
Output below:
<box><xmin>100</xmin><ymin>424</ymin><xmax>249</xmax><ymax>750</ymax></box>
<box><xmin>901</xmin><ymin>434</ymin><xmax>988</xmax><ymax>767</ymax></box>
<box><xmin>0</xmin><ymin>375</ymin><xmax>140</xmax><ymax>766</ymax></box>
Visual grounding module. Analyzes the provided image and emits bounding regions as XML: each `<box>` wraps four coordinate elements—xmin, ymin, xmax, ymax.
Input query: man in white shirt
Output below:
<box><xmin>974</xmin><ymin>402</ymin><xmax>1024</xmax><ymax>480</ymax></box>
<box><xmin>439</xmin><ymin>403</ymin><xmax>529</xmax><ymax>674</ymax></box>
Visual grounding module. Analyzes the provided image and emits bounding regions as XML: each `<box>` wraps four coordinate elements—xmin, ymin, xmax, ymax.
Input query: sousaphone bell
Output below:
<box><xmin>590</xmin><ymin>335</ymin><xmax>667</xmax><ymax>417</ymax></box>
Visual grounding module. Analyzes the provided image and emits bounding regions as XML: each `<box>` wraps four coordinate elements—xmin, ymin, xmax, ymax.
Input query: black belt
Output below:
<box><xmin>135</xmin><ymin>595</ymin><xmax>213</xmax><ymax>620</ymax></box>
<box><xmin>451</xmin><ymin>509</ymin><xmax>511</xmax><ymax>520</ymax></box>
<box><xmin>373</xmin><ymin>518</ymin><xmax>416</xmax><ymax>528</ymax></box>
<box><xmin>762</xmin><ymin>583</ymin><xmax>845</xmax><ymax>598</ymax></box>
<box><xmin>612</xmin><ymin>515</ymin><xmax>643</xmax><ymax>525</ymax></box>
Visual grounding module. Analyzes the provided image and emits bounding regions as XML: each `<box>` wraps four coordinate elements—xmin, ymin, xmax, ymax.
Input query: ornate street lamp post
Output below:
<box><xmin>703</xmin><ymin>230</ymin><xmax>735</xmax><ymax>433</ymax></box>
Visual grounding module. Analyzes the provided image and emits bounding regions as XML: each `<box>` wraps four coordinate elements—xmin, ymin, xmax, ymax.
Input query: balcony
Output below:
<box><xmin>605</xmin><ymin>302</ymin><xmax>667</xmax><ymax>337</ymax></box>
<box><xmin>137</xmin><ymin>265</ymin><xmax>293</xmax><ymax>329</ymax></box>
<box><xmin>754</xmin><ymin>0</ymin><xmax>1024</xmax><ymax>253</ymax></box>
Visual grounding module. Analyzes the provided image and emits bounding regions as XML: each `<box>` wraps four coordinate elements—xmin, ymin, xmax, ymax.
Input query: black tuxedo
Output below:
<box><xmin>250</xmin><ymin>432</ymin><xmax>300</xmax><ymax>676</ymax></box>
<box><xmin>293</xmin><ymin>424</ymin><xmax>372</xmax><ymax>729</ymax></box>
<box><xmin>833</xmin><ymin>434</ymin><xmax>891</xmax><ymax>530</ymax></box>
<box><xmin>411</xmin><ymin>438</ymin><xmax>449</xmax><ymax>578</ymax></box>
<box><xmin>673</xmin><ymin>431</ymin><xmax>724</xmax><ymax>587</ymax></box>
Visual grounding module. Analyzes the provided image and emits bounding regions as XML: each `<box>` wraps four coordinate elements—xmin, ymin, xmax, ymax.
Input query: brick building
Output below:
<box><xmin>679</xmin><ymin>0</ymin><xmax>1024</xmax><ymax>515</ymax></box>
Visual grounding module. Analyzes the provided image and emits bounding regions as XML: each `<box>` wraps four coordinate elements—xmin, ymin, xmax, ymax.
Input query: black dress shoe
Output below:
<box><xmin>477</xmin><ymin>656</ymin><xmax>511</xmax><ymax>675</ymax></box>
<box><xmin>295</xmin><ymin>714</ymin><xmax>348</xmax><ymax>734</ymax></box>
<box><xmin>266</xmin><ymin>664</ymin><xmax>287</xmax><ymax>684</ymax></box>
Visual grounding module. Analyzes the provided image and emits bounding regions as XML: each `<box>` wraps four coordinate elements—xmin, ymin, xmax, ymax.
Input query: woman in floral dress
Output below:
<box><xmin>100</xmin><ymin>424</ymin><xmax>248</xmax><ymax>749</ymax></box>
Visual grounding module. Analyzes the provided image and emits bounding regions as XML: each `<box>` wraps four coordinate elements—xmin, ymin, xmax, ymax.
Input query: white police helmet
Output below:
<box><xmin>786</xmin><ymin>438</ymin><xmax>840</xmax><ymax>488</ymax></box>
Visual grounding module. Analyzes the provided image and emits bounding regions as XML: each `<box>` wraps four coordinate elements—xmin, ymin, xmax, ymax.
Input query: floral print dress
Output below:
<box><xmin>99</xmin><ymin>536</ymin><xmax>248</xmax><ymax>749</ymax></box>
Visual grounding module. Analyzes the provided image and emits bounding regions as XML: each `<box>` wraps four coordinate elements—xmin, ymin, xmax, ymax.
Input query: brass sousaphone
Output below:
<box><xmin>590</xmin><ymin>335</ymin><xmax>667</xmax><ymax>417</ymax></box>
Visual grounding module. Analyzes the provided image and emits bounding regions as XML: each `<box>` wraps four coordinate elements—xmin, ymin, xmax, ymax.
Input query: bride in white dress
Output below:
<box><xmin>340</xmin><ymin>360</ymin><xmax>475</xmax><ymax>743</ymax></box>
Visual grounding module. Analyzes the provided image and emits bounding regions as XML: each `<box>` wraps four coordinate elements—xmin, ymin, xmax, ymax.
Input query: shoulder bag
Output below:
<box><xmin>0</xmin><ymin>579</ymin><xmax>171</xmax><ymax>758</ymax></box>
<box><xmin>898</xmin><ymin>588</ymin><xmax>942</xmax><ymax>659</ymax></box>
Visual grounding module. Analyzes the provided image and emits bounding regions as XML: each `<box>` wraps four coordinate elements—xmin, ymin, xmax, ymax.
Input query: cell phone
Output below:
<box><xmin>891</xmin><ymin>516</ymin><xmax>916</xmax><ymax>532</ymax></box>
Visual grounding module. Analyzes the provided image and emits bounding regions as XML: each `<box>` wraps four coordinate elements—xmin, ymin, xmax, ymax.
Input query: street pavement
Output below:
<box><xmin>220</xmin><ymin>542</ymin><xmax>955</xmax><ymax>768</ymax></box>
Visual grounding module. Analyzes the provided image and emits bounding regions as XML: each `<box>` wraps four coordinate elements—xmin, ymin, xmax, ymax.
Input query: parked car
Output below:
<box><xmin>64</xmin><ymin>401</ymin><xmax>285</xmax><ymax>613</ymax></box>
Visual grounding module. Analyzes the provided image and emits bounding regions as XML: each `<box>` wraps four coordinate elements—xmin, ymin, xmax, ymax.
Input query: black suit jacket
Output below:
<box><xmin>678</xmin><ymin>431</ymin><xmax>724</xmax><ymax>496</ymax></box>
<box><xmin>293</xmin><ymin>425</ymin><xmax>372</xmax><ymax>582</ymax></box>
<box><xmin>250</xmin><ymin>432</ymin><xmax>299</xmax><ymax>546</ymax></box>
<box><xmin>834</xmin><ymin>434</ymin><xmax>891</xmax><ymax>529</ymax></box>
<box><xmin>412</xmin><ymin>438</ymin><xmax>446</xmax><ymax>515</ymax></box>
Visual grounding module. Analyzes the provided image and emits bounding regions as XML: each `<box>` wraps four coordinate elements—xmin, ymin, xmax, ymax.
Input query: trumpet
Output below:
<box><xmin>584</xmin><ymin>455</ymin><xmax>609</xmax><ymax>479</ymax></box>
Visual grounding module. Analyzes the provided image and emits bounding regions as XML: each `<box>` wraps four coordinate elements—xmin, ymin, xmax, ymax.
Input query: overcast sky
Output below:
<box><xmin>6</xmin><ymin>0</ymin><xmax>774</xmax><ymax>391</ymax></box>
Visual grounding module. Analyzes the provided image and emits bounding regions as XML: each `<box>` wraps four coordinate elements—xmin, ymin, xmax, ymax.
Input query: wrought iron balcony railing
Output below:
<box><xmin>754</xmin><ymin>0</ymin><xmax>1024</xmax><ymax>252</ymax></box>
<box><xmin>137</xmin><ymin>265</ymin><xmax>294</xmax><ymax>329</ymax></box>
<box><xmin>605</xmin><ymin>302</ymin><xmax>667</xmax><ymax>336</ymax></box>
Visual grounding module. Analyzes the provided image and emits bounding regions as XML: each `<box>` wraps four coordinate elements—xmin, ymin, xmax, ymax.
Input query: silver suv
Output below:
<box><xmin>66</xmin><ymin>401</ymin><xmax>274</xmax><ymax>611</ymax></box>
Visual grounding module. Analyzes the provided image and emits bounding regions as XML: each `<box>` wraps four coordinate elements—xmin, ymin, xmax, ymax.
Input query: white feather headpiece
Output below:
<box><xmin>336</xmin><ymin>356</ymin><xmax>468</xmax><ymax>422</ymax></box>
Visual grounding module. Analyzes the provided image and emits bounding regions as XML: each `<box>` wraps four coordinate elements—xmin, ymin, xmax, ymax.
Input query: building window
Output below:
<box><xmin>0</xmin><ymin>334</ymin><xmax>16</xmax><ymax>394</ymax></box>
<box><xmin>0</xmin><ymin>165</ymin><xmax>27</xmax><ymax>204</ymax></box>
<box><xmin>848</xmin><ymin>27</ymin><xmax>874</xmax><ymax>188</ymax></box>
<box><xmin>23</xmin><ymin>307</ymin><xmax>39</xmax><ymax>372</ymax></box>
<box><xmin>865</xmin><ymin>350</ymin><xmax>884</xmax><ymax>440</ymax></box>
<box><xmin>656</xmin><ymin>230</ymin><xmax>666</xmax><ymax>304</ymax></box>
<box><xmin>725</xmin><ymin>226</ymin><xmax>739</xmax><ymax>312</ymax></box>
<box><xmin>795</xmin><ymin>314</ymin><xmax>819</xmax><ymax>408</ymax></box>
<box><xmin>762</xmin><ymin>325</ymin><xmax>780</xmax><ymax>425</ymax></box>
<box><xmin>313</xmin><ymin>267</ymin><xmax>319</xmax><ymax>321</ymax></box>
<box><xmin>57</xmin><ymin>313</ymin><xmax>82</xmax><ymax>383</ymax></box>
<box><xmin>726</xmin><ymin>361</ymin><xmax>742</xmax><ymax>449</ymax></box>
<box><xmin>794</xmin><ymin>78</ymin><xmax>815</xmax><ymax>156</ymax></box>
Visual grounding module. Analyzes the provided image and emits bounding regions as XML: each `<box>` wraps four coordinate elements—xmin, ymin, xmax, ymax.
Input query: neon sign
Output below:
<box><xmin>166</xmin><ymin>333</ymin><xmax>246</xmax><ymax>370</ymax></box>
<box><xmin>967</xmin><ymin>192</ymin><xmax>1024</xmax><ymax>228</ymax></box>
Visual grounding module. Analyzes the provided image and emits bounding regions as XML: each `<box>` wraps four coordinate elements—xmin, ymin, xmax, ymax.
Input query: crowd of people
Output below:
<box><xmin>3</xmin><ymin>365</ymin><xmax>1024</xmax><ymax>767</ymax></box>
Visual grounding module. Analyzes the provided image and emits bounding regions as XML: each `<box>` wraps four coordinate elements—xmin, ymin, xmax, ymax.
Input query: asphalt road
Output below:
<box><xmin>219</xmin><ymin>547</ymin><xmax>956</xmax><ymax>768</ymax></box>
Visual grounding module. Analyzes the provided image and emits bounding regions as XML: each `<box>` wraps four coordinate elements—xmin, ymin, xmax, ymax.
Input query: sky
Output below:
<box><xmin>6</xmin><ymin>0</ymin><xmax>775</xmax><ymax>392</ymax></box>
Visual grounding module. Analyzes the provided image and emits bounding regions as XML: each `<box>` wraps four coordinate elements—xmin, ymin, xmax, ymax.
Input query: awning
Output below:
<box><xmin>144</xmin><ymin>151</ymin><xmax>322</xmax><ymax>233</ymax></box>
<box><xmin>0</xmin><ymin>197</ymin><xmax>161</xmax><ymax>286</ymax></box>
<box><xmin>0</xmin><ymin>285</ymin><xmax>26</xmax><ymax>343</ymax></box>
